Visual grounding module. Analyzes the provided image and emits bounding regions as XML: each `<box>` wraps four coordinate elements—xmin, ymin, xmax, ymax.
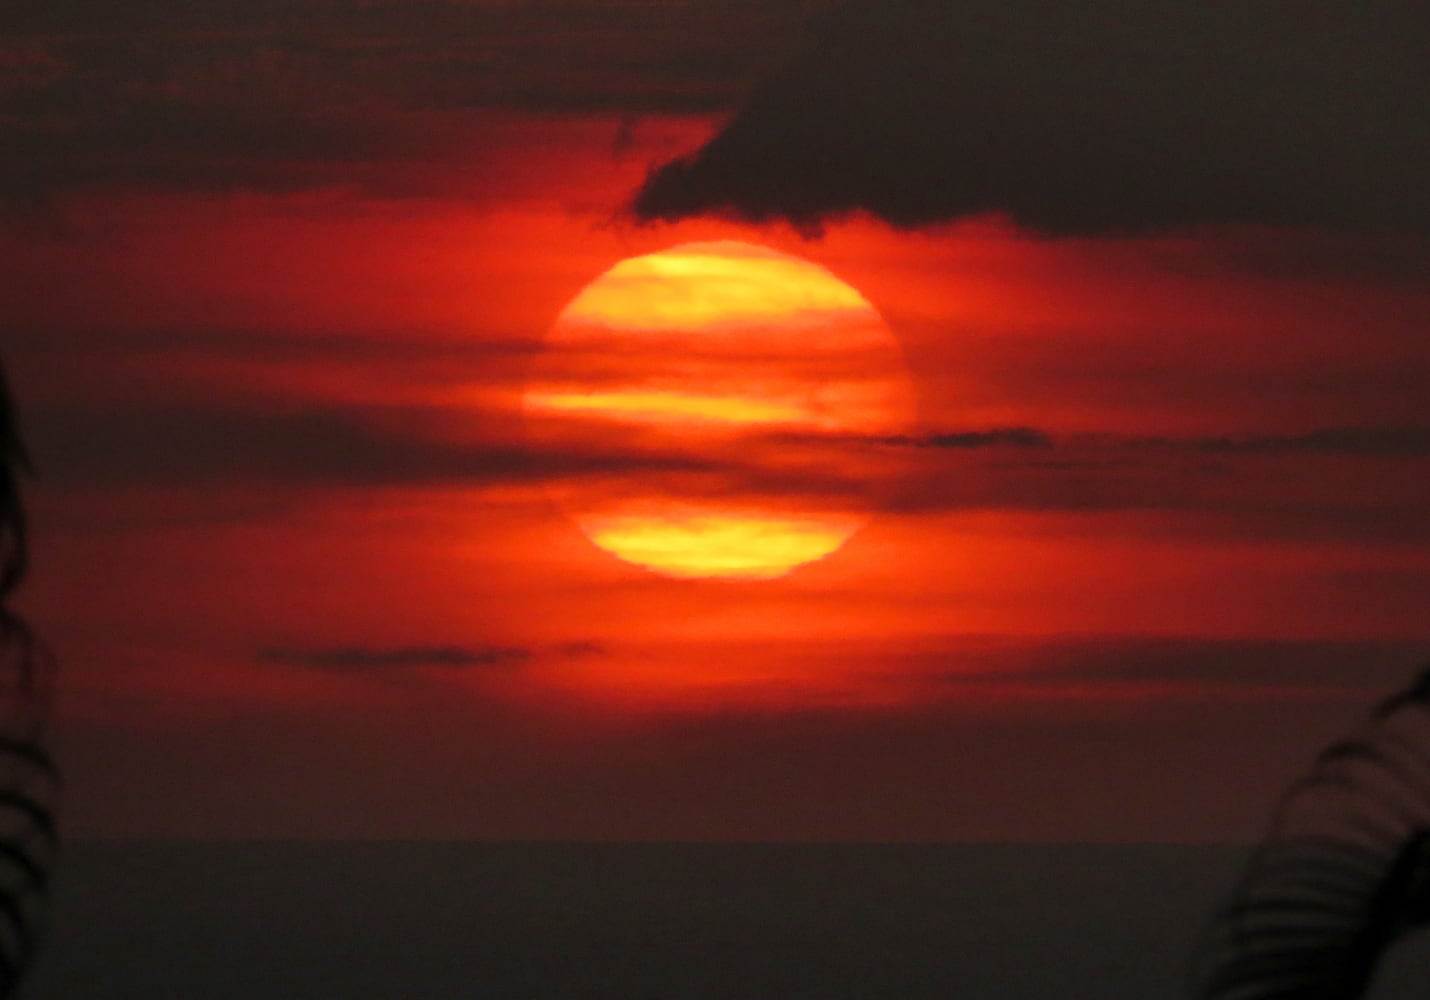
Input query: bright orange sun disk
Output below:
<box><xmin>526</xmin><ymin>241</ymin><xmax>913</xmax><ymax>580</ymax></box>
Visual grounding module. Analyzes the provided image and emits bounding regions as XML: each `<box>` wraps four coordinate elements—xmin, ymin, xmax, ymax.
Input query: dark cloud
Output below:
<box><xmin>0</xmin><ymin>40</ymin><xmax>70</xmax><ymax>97</ymax></box>
<box><xmin>61</xmin><ymin>631</ymin><xmax>1430</xmax><ymax>841</ymax></box>
<box><xmin>1183</xmin><ymin>426</ymin><xmax>1430</xmax><ymax>459</ymax></box>
<box><xmin>633</xmin><ymin>0</ymin><xmax>1430</xmax><ymax>235</ymax></box>
<box><xmin>862</xmin><ymin>425</ymin><xmax>1430</xmax><ymax>460</ymax></box>
<box><xmin>258</xmin><ymin>643</ymin><xmax>530</xmax><ymax>671</ymax></box>
<box><xmin>25</xmin><ymin>381</ymin><xmax>1430</xmax><ymax>545</ymax></box>
<box><xmin>9</xmin><ymin>0</ymin><xmax>808</xmax><ymax>111</ymax></box>
<box><xmin>907</xmin><ymin>636</ymin><xmax>1430</xmax><ymax>696</ymax></box>
<box><xmin>26</xmin><ymin>398</ymin><xmax>723</xmax><ymax>489</ymax></box>
<box><xmin>1</xmin><ymin>0</ymin><xmax>812</xmax><ymax>205</ymax></box>
<box><xmin>875</xmin><ymin>423</ymin><xmax>1430</xmax><ymax>543</ymax></box>
<box><xmin>888</xmin><ymin>428</ymin><xmax>1052</xmax><ymax>450</ymax></box>
<box><xmin>257</xmin><ymin>639</ymin><xmax>606</xmax><ymax>674</ymax></box>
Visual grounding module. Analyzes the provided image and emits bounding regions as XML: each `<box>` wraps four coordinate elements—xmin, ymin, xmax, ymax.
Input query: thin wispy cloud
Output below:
<box><xmin>258</xmin><ymin>644</ymin><xmax>529</xmax><ymax>674</ymax></box>
<box><xmin>258</xmin><ymin>641</ymin><xmax>606</xmax><ymax>673</ymax></box>
<box><xmin>1183</xmin><ymin>426</ymin><xmax>1430</xmax><ymax>458</ymax></box>
<box><xmin>884</xmin><ymin>428</ymin><xmax>1053</xmax><ymax>450</ymax></box>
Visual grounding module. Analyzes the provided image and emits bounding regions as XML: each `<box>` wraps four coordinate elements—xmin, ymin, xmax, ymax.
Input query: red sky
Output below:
<box><xmin>4</xmin><ymin>0</ymin><xmax>1429</xmax><ymax>840</ymax></box>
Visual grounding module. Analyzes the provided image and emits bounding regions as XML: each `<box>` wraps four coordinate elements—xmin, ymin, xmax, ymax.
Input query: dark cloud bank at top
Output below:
<box><xmin>633</xmin><ymin>0</ymin><xmax>1429</xmax><ymax>234</ymax></box>
<box><xmin>0</xmin><ymin>0</ymin><xmax>814</xmax><ymax>209</ymax></box>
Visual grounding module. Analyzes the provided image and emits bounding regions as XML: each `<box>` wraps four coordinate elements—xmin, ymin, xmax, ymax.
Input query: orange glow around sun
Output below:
<box><xmin>526</xmin><ymin>241</ymin><xmax>914</xmax><ymax>580</ymax></box>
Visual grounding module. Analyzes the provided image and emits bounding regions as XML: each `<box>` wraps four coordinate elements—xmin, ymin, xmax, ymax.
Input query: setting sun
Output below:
<box><xmin>9</xmin><ymin>2</ymin><xmax>1429</xmax><ymax>992</ymax></box>
<box><xmin>525</xmin><ymin>241</ymin><xmax>914</xmax><ymax>580</ymax></box>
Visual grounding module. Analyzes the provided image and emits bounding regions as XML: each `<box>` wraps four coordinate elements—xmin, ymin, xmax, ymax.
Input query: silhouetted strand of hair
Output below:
<box><xmin>1193</xmin><ymin>665</ymin><xmax>1430</xmax><ymax>1000</ymax></box>
<box><xmin>0</xmin><ymin>360</ymin><xmax>57</xmax><ymax>997</ymax></box>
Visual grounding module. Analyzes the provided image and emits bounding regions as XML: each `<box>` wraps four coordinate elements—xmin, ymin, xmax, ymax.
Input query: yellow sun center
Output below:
<box><xmin>526</xmin><ymin>240</ymin><xmax>912</xmax><ymax>580</ymax></box>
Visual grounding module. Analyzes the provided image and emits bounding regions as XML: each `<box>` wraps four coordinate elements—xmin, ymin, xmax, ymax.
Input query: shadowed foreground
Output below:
<box><xmin>34</xmin><ymin>842</ymin><xmax>1241</xmax><ymax>1000</ymax></box>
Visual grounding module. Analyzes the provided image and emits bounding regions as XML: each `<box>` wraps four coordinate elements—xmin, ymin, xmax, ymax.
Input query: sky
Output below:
<box><xmin>3</xmin><ymin>0</ymin><xmax>1429</xmax><ymax>841</ymax></box>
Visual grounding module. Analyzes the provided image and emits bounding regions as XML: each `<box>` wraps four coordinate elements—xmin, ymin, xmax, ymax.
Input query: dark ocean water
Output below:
<box><xmin>23</xmin><ymin>842</ymin><xmax>1430</xmax><ymax>999</ymax></box>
